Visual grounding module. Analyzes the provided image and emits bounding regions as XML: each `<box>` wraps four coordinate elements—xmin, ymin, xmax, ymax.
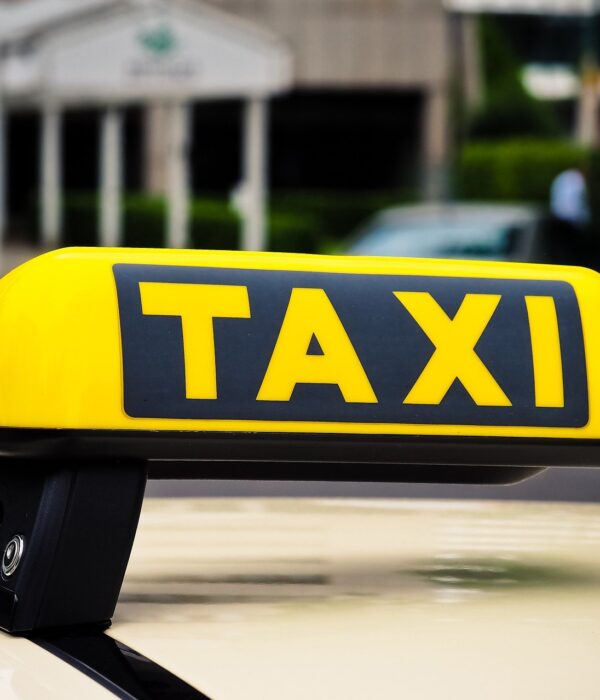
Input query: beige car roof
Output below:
<box><xmin>0</xmin><ymin>635</ymin><xmax>113</xmax><ymax>700</ymax></box>
<box><xmin>106</xmin><ymin>497</ymin><xmax>600</xmax><ymax>700</ymax></box>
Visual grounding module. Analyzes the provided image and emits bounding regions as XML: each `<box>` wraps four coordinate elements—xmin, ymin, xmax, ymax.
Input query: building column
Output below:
<box><xmin>576</xmin><ymin>62</ymin><xmax>599</xmax><ymax>146</ymax></box>
<box><xmin>40</xmin><ymin>102</ymin><xmax>62</xmax><ymax>248</ymax></box>
<box><xmin>99</xmin><ymin>107</ymin><xmax>123</xmax><ymax>247</ymax></box>
<box><xmin>422</xmin><ymin>87</ymin><xmax>449</xmax><ymax>202</ymax></box>
<box><xmin>167</xmin><ymin>102</ymin><xmax>191</xmax><ymax>249</ymax></box>
<box><xmin>0</xmin><ymin>97</ymin><xmax>6</xmax><ymax>246</ymax></box>
<box><xmin>242</xmin><ymin>97</ymin><xmax>268</xmax><ymax>251</ymax></box>
<box><xmin>144</xmin><ymin>103</ymin><xmax>170</xmax><ymax>195</ymax></box>
<box><xmin>462</xmin><ymin>16</ymin><xmax>482</xmax><ymax>112</ymax></box>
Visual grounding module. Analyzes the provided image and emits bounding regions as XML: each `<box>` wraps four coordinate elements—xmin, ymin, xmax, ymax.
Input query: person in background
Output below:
<box><xmin>548</xmin><ymin>167</ymin><xmax>591</xmax><ymax>265</ymax></box>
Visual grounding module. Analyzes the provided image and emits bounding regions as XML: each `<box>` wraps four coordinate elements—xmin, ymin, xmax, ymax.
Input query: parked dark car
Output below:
<box><xmin>342</xmin><ymin>203</ymin><xmax>545</xmax><ymax>262</ymax></box>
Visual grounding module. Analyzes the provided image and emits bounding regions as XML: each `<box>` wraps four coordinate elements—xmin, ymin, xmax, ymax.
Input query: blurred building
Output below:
<box><xmin>146</xmin><ymin>0</ymin><xmax>470</xmax><ymax>199</ymax></box>
<box><xmin>208</xmin><ymin>0</ymin><xmax>470</xmax><ymax>195</ymax></box>
<box><xmin>0</xmin><ymin>0</ymin><xmax>477</xmax><ymax>246</ymax></box>
<box><xmin>447</xmin><ymin>0</ymin><xmax>600</xmax><ymax>144</ymax></box>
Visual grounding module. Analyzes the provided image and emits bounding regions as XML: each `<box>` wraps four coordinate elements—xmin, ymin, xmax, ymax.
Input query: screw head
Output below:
<box><xmin>2</xmin><ymin>535</ymin><xmax>24</xmax><ymax>577</ymax></box>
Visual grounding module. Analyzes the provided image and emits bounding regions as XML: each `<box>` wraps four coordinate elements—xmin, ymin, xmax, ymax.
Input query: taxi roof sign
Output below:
<box><xmin>1</xmin><ymin>247</ymin><xmax>599</xmax><ymax>634</ymax></box>
<box><xmin>0</xmin><ymin>247</ymin><xmax>598</xmax><ymax>474</ymax></box>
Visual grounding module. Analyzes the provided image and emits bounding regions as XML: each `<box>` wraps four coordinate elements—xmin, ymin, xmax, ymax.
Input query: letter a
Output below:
<box><xmin>257</xmin><ymin>288</ymin><xmax>377</xmax><ymax>403</ymax></box>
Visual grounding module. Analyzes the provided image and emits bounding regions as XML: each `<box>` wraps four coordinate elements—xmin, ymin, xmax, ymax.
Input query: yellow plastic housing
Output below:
<box><xmin>0</xmin><ymin>247</ymin><xmax>598</xmax><ymax>440</ymax></box>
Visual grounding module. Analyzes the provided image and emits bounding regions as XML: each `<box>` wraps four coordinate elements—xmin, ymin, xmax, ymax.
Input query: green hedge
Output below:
<box><xmin>270</xmin><ymin>191</ymin><xmax>409</xmax><ymax>248</ymax></box>
<box><xmin>61</xmin><ymin>193</ymin><xmax>168</xmax><ymax>247</ymax></box>
<box><xmin>62</xmin><ymin>194</ymin><xmax>237</xmax><ymax>249</ymax></box>
<box><xmin>58</xmin><ymin>190</ymin><xmax>407</xmax><ymax>253</ymax></box>
<box><xmin>455</xmin><ymin>139</ymin><xmax>589</xmax><ymax>202</ymax></box>
<box><xmin>123</xmin><ymin>195</ymin><xmax>167</xmax><ymax>248</ymax></box>
<box><xmin>62</xmin><ymin>193</ymin><xmax>98</xmax><ymax>247</ymax></box>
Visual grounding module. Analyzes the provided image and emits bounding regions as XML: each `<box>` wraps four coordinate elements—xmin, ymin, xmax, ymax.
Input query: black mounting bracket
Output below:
<box><xmin>0</xmin><ymin>459</ymin><xmax>146</xmax><ymax>633</ymax></box>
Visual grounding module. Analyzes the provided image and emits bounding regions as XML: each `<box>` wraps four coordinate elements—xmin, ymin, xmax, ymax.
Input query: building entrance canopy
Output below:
<box><xmin>0</xmin><ymin>0</ymin><xmax>293</xmax><ymax>248</ymax></box>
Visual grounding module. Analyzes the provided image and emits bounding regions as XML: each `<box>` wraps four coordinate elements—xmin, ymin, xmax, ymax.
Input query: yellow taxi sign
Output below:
<box><xmin>2</xmin><ymin>247</ymin><xmax>597</xmax><ymax>636</ymax></box>
<box><xmin>0</xmin><ymin>248</ymin><xmax>598</xmax><ymax>444</ymax></box>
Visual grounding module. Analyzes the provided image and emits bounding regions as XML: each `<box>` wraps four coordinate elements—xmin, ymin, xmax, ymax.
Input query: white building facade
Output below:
<box><xmin>0</xmin><ymin>0</ymin><xmax>292</xmax><ymax>248</ymax></box>
<box><xmin>0</xmin><ymin>0</ymin><xmax>475</xmax><ymax>249</ymax></box>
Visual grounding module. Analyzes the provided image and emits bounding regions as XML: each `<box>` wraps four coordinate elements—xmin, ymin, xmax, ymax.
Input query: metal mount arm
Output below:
<box><xmin>0</xmin><ymin>459</ymin><xmax>146</xmax><ymax>633</ymax></box>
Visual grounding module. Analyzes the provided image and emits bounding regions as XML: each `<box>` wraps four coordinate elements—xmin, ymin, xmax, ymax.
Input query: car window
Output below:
<box><xmin>348</xmin><ymin>221</ymin><xmax>529</xmax><ymax>260</ymax></box>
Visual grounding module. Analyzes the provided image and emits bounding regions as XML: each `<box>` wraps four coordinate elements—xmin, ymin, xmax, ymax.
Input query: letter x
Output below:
<box><xmin>394</xmin><ymin>292</ymin><xmax>511</xmax><ymax>406</ymax></box>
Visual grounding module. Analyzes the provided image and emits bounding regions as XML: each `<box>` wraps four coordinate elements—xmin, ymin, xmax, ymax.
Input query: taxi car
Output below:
<box><xmin>0</xmin><ymin>247</ymin><xmax>598</xmax><ymax>699</ymax></box>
